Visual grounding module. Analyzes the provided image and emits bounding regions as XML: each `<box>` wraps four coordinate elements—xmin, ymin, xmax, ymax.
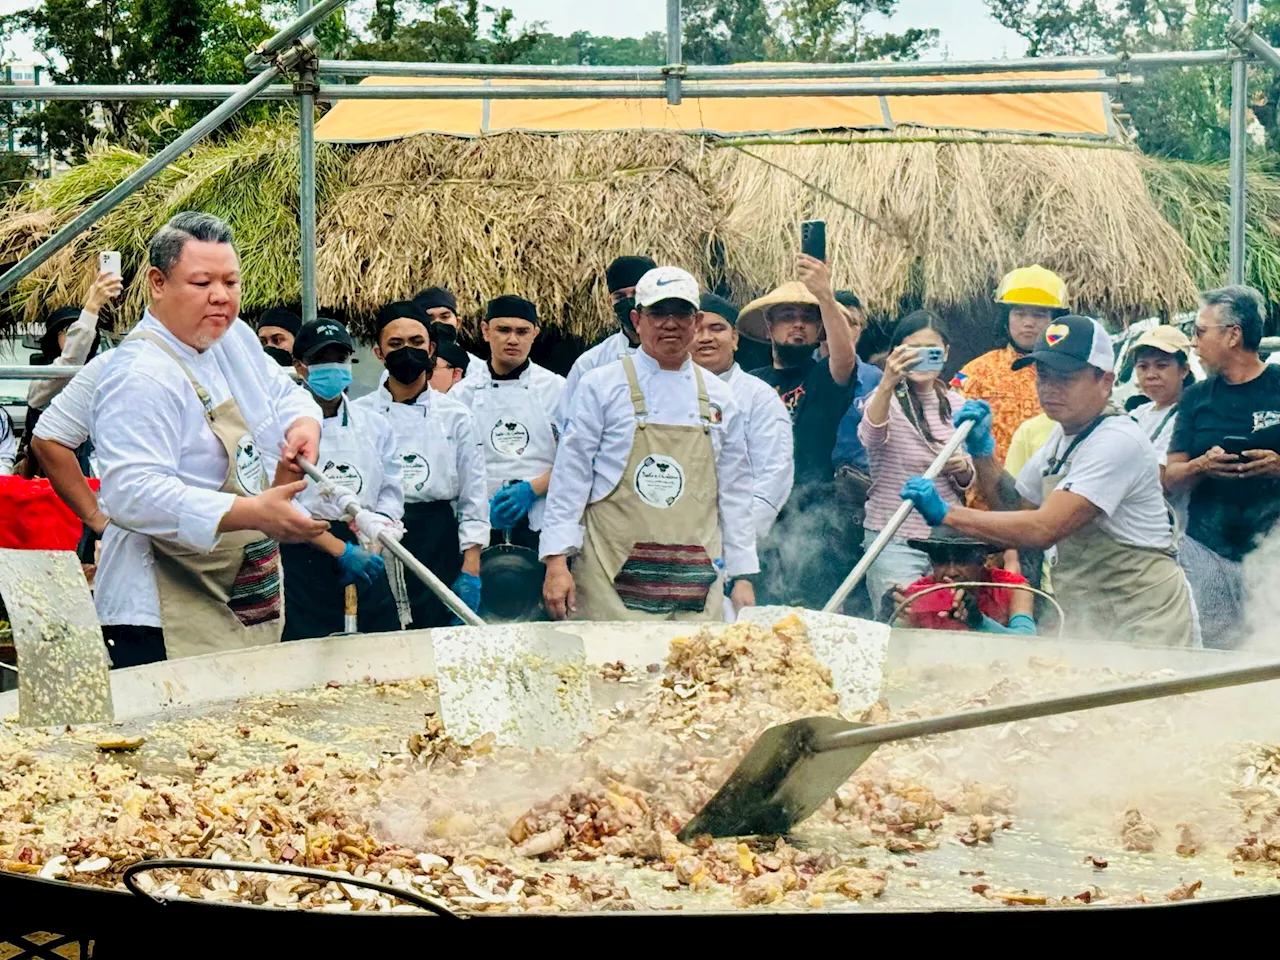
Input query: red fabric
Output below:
<box><xmin>900</xmin><ymin>567</ymin><xmax>1028</xmax><ymax>631</ymax></box>
<box><xmin>0</xmin><ymin>476</ymin><xmax>97</xmax><ymax>551</ymax></box>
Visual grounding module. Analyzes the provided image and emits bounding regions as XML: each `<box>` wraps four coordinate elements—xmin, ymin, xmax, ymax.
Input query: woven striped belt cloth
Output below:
<box><xmin>228</xmin><ymin>538</ymin><xmax>282</xmax><ymax>626</ymax></box>
<box><xmin>612</xmin><ymin>542</ymin><xmax>717</xmax><ymax>615</ymax></box>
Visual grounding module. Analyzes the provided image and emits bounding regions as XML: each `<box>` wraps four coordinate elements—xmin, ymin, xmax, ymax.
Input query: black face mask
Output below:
<box><xmin>429</xmin><ymin>321</ymin><xmax>457</xmax><ymax>344</ymax></box>
<box><xmin>614</xmin><ymin>297</ymin><xmax>639</xmax><ymax>344</ymax></box>
<box><xmin>263</xmin><ymin>346</ymin><xmax>293</xmax><ymax>367</ymax></box>
<box><xmin>774</xmin><ymin>342</ymin><xmax>816</xmax><ymax>368</ymax></box>
<box><xmin>384</xmin><ymin>346</ymin><xmax>433</xmax><ymax>384</ymax></box>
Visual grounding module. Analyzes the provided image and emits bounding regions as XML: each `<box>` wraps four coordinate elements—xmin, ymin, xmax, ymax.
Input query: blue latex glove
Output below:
<box><xmin>900</xmin><ymin>476</ymin><xmax>950</xmax><ymax>526</ymax></box>
<box><xmin>336</xmin><ymin>542</ymin><xmax>385</xmax><ymax>589</ymax></box>
<box><xmin>953</xmin><ymin>399</ymin><xmax>995</xmax><ymax>459</ymax></box>
<box><xmin>451</xmin><ymin>571</ymin><xmax>482</xmax><ymax>614</ymax></box>
<box><xmin>490</xmin><ymin>480</ymin><xmax>537</xmax><ymax>529</ymax></box>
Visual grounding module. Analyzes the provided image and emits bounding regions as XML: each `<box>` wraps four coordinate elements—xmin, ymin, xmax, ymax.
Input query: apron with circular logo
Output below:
<box><xmin>471</xmin><ymin>371</ymin><xmax>558</xmax><ymax>531</ymax></box>
<box><xmin>125</xmin><ymin>332</ymin><xmax>282</xmax><ymax>659</ymax></box>
<box><xmin>574</xmin><ymin>356</ymin><xmax>723</xmax><ymax>622</ymax></box>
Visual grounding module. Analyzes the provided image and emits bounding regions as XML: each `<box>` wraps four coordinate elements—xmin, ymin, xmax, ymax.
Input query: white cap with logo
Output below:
<box><xmin>635</xmin><ymin>266</ymin><xmax>701</xmax><ymax>310</ymax></box>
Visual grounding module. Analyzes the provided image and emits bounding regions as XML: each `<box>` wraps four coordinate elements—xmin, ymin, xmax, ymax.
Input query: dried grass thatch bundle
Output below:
<box><xmin>712</xmin><ymin>132</ymin><xmax>1197</xmax><ymax>324</ymax></box>
<box><xmin>317</xmin><ymin>131</ymin><xmax>734</xmax><ymax>339</ymax></box>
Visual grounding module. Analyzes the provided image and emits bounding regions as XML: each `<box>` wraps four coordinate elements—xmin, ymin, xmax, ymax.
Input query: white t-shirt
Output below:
<box><xmin>1015</xmin><ymin>415</ymin><xmax>1174</xmax><ymax>551</ymax></box>
<box><xmin>1128</xmin><ymin>399</ymin><xmax>1189</xmax><ymax>539</ymax></box>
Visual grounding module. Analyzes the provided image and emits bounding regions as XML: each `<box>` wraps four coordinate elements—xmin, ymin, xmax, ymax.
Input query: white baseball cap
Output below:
<box><xmin>635</xmin><ymin>266</ymin><xmax>700</xmax><ymax>310</ymax></box>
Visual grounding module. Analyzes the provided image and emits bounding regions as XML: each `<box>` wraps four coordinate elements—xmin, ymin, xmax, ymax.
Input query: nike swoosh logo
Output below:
<box><xmin>656</xmin><ymin>278</ymin><xmax>679</xmax><ymax>286</ymax></box>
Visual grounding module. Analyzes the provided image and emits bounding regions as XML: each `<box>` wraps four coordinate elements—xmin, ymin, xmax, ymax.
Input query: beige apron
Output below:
<box><xmin>1043</xmin><ymin>415</ymin><xmax>1193</xmax><ymax>648</ymax></box>
<box><xmin>127</xmin><ymin>332</ymin><xmax>284</xmax><ymax>659</ymax></box>
<box><xmin>574</xmin><ymin>356</ymin><xmax>723</xmax><ymax>622</ymax></box>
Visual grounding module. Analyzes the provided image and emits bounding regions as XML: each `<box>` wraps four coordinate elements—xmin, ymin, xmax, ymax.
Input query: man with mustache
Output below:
<box><xmin>91</xmin><ymin>212</ymin><xmax>327</xmax><ymax>667</ymax></box>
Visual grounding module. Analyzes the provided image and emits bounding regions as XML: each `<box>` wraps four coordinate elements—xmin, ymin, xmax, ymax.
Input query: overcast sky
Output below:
<box><xmin>0</xmin><ymin>0</ymin><xmax>1031</xmax><ymax>64</ymax></box>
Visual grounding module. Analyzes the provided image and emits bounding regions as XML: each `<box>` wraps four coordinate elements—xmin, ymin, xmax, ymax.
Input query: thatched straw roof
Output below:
<box><xmin>0</xmin><ymin>115</ymin><xmax>1271</xmax><ymax>347</ymax></box>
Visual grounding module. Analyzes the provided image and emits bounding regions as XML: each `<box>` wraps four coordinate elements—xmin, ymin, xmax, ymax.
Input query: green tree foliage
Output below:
<box><xmin>519</xmin><ymin>30</ymin><xmax>666</xmax><ymax>66</ymax></box>
<box><xmin>0</xmin><ymin>0</ymin><xmax>277</xmax><ymax>161</ymax></box>
<box><xmin>985</xmin><ymin>0</ymin><xmax>1280</xmax><ymax>162</ymax></box>
<box><xmin>332</xmin><ymin>0</ymin><xmax>539</xmax><ymax>64</ymax></box>
<box><xmin>0</xmin><ymin>151</ymin><xmax>30</xmax><ymax>199</ymax></box>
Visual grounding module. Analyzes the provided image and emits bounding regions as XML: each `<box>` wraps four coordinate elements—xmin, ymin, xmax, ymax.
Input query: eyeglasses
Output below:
<box><xmin>1193</xmin><ymin>322</ymin><xmax>1238</xmax><ymax>340</ymax></box>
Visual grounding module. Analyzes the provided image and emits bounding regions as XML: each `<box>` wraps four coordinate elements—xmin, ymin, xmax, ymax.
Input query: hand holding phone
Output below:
<box><xmin>98</xmin><ymin>250</ymin><xmax>121</xmax><ymax>279</ymax></box>
<box><xmin>1220</xmin><ymin>435</ymin><xmax>1250</xmax><ymax>456</ymax></box>
<box><xmin>911</xmin><ymin>345</ymin><xmax>946</xmax><ymax>373</ymax></box>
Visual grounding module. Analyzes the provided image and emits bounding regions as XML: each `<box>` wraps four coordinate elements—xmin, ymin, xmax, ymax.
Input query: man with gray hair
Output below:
<box><xmin>90</xmin><ymin>211</ymin><xmax>327</xmax><ymax>667</ymax></box>
<box><xmin>1166</xmin><ymin>284</ymin><xmax>1280</xmax><ymax>647</ymax></box>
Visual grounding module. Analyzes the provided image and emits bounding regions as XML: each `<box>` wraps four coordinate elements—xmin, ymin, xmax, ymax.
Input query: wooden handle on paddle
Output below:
<box><xmin>344</xmin><ymin>584</ymin><xmax>357</xmax><ymax>617</ymax></box>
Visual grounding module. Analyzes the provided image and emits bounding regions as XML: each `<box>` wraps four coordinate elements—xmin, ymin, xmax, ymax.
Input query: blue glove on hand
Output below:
<box><xmin>450</xmin><ymin>571</ymin><xmax>482</xmax><ymax>615</ymax></box>
<box><xmin>900</xmin><ymin>476</ymin><xmax>950</xmax><ymax>526</ymax></box>
<box><xmin>490</xmin><ymin>480</ymin><xmax>538</xmax><ymax>529</ymax></box>
<box><xmin>336</xmin><ymin>542</ymin><xmax>385</xmax><ymax>589</ymax></box>
<box><xmin>953</xmin><ymin>399</ymin><xmax>996</xmax><ymax>459</ymax></box>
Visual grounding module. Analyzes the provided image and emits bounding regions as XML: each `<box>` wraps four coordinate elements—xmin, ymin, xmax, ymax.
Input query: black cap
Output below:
<box><xmin>606</xmin><ymin>256</ymin><xmax>656</xmax><ymax>293</ymax></box>
<box><xmin>413</xmin><ymin>286</ymin><xmax>457</xmax><ymax>314</ymax></box>
<box><xmin>1009</xmin><ymin>315</ymin><xmax>1114</xmax><ymax>374</ymax></box>
<box><xmin>293</xmin><ymin>317</ymin><xmax>356</xmax><ymax>361</ymax></box>
<box><xmin>257</xmin><ymin>307</ymin><xmax>302</xmax><ymax>336</ymax></box>
<box><xmin>434</xmin><ymin>339</ymin><xmax>470</xmax><ymax>372</ymax></box>
<box><xmin>376</xmin><ymin>300</ymin><xmax>430</xmax><ymax>338</ymax></box>
<box><xmin>484</xmin><ymin>294</ymin><xmax>538</xmax><ymax>326</ymax></box>
<box><xmin>835</xmin><ymin>290</ymin><xmax>863</xmax><ymax>311</ymax></box>
<box><xmin>906</xmin><ymin>526</ymin><xmax>999</xmax><ymax>556</ymax></box>
<box><xmin>39</xmin><ymin>306</ymin><xmax>84</xmax><ymax>359</ymax></box>
<box><xmin>700</xmin><ymin>292</ymin><xmax>739</xmax><ymax>326</ymax></box>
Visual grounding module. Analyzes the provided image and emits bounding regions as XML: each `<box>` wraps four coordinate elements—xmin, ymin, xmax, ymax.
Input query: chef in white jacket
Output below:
<box><xmin>352</xmin><ymin>299</ymin><xmax>489</xmax><ymax>626</ymax></box>
<box><xmin>279</xmin><ymin>318</ymin><xmax>405</xmax><ymax>640</ymax></box>
<box><xmin>91</xmin><ymin>212</ymin><xmax>327</xmax><ymax>668</ymax></box>
<box><xmin>692</xmin><ymin>292</ymin><xmax>794</xmax><ymax>538</ymax></box>
<box><xmin>541</xmin><ymin>267</ymin><xmax>758</xmax><ymax>622</ymax></box>
<box><xmin>452</xmin><ymin>295</ymin><xmax>565</xmax><ymax>553</ymax></box>
<box><xmin>556</xmin><ymin>255</ymin><xmax>655</xmax><ymax>427</ymax></box>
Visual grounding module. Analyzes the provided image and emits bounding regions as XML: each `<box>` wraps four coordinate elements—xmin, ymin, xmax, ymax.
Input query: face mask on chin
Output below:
<box><xmin>429</xmin><ymin>321</ymin><xmax>457</xmax><ymax>344</ymax></box>
<box><xmin>774</xmin><ymin>341</ymin><xmax>815</xmax><ymax>368</ymax></box>
<box><xmin>384</xmin><ymin>346</ymin><xmax>433</xmax><ymax>385</ymax></box>
<box><xmin>614</xmin><ymin>297</ymin><xmax>639</xmax><ymax>343</ymax></box>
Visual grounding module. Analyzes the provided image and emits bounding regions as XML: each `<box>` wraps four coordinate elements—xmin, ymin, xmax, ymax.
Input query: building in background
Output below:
<box><xmin>1</xmin><ymin>62</ymin><xmax>52</xmax><ymax>176</ymax></box>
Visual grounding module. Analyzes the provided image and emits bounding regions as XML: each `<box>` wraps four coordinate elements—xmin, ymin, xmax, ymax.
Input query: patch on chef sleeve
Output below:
<box><xmin>401</xmin><ymin>452</ymin><xmax>431</xmax><ymax>493</ymax></box>
<box><xmin>633</xmin><ymin>454</ymin><xmax>685</xmax><ymax>508</ymax></box>
<box><xmin>489</xmin><ymin>417</ymin><xmax>530</xmax><ymax>456</ymax></box>
<box><xmin>235</xmin><ymin>434</ymin><xmax>267</xmax><ymax>494</ymax></box>
<box><xmin>322</xmin><ymin>459</ymin><xmax>364</xmax><ymax>495</ymax></box>
<box><xmin>708</xmin><ymin>402</ymin><xmax>723</xmax><ymax>425</ymax></box>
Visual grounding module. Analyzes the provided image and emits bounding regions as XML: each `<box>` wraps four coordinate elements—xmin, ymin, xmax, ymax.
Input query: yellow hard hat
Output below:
<box><xmin>995</xmin><ymin>265</ymin><xmax>1068</xmax><ymax>309</ymax></box>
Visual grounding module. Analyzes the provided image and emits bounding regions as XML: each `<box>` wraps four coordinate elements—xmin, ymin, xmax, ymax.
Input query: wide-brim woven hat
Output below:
<box><xmin>737</xmin><ymin>281</ymin><xmax>821</xmax><ymax>343</ymax></box>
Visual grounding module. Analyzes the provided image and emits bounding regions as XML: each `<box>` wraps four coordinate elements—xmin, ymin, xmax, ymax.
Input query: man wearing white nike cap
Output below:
<box><xmin>900</xmin><ymin>315</ymin><xmax>1195</xmax><ymax>647</ymax></box>
<box><xmin>540</xmin><ymin>266</ymin><xmax>758</xmax><ymax>621</ymax></box>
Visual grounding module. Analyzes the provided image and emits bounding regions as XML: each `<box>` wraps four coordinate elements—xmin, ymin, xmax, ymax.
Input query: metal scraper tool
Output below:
<box><xmin>0</xmin><ymin>548</ymin><xmax>113</xmax><ymax>726</ymax></box>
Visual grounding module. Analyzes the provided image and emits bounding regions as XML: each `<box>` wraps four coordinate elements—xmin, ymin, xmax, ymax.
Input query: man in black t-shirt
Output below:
<box><xmin>737</xmin><ymin>255</ymin><xmax>859</xmax><ymax>608</ymax></box>
<box><xmin>1167</xmin><ymin>284</ymin><xmax>1280</xmax><ymax>647</ymax></box>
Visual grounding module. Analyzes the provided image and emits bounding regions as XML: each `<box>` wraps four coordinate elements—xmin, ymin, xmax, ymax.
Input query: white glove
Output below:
<box><xmin>319</xmin><ymin>485</ymin><xmax>361</xmax><ymax>520</ymax></box>
<box><xmin>350</xmin><ymin>510</ymin><xmax>404</xmax><ymax>554</ymax></box>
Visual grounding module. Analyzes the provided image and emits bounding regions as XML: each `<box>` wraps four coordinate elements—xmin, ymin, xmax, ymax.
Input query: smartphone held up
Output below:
<box><xmin>98</xmin><ymin>250</ymin><xmax>122</xmax><ymax>279</ymax></box>
<box><xmin>800</xmin><ymin>220</ymin><xmax>826</xmax><ymax>262</ymax></box>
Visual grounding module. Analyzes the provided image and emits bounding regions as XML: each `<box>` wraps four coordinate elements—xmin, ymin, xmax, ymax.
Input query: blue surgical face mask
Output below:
<box><xmin>306</xmin><ymin>361</ymin><xmax>353</xmax><ymax>400</ymax></box>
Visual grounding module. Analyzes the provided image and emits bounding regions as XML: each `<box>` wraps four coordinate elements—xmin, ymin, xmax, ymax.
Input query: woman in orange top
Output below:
<box><xmin>952</xmin><ymin>266</ymin><xmax>1070</xmax><ymax>462</ymax></box>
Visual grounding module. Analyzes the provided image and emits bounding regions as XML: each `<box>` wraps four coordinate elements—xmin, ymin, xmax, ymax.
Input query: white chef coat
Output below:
<box><xmin>452</xmin><ymin>360</ymin><xmax>566</xmax><ymax>531</ymax></box>
<box><xmin>0</xmin><ymin>408</ymin><xmax>14</xmax><ymax>474</ymax></box>
<box><xmin>351</xmin><ymin>380</ymin><xmax>489</xmax><ymax>550</ymax></box>
<box><xmin>294</xmin><ymin>396</ymin><xmax>404</xmax><ymax>522</ymax></box>
<box><xmin>540</xmin><ymin>347</ymin><xmax>759</xmax><ymax>577</ymax></box>
<box><xmin>27</xmin><ymin>308</ymin><xmax>99</xmax><ymax>411</ymax></box>
<box><xmin>92</xmin><ymin>312</ymin><xmax>321</xmax><ymax>628</ymax></box>
<box><xmin>557</xmin><ymin>330</ymin><xmax>637</xmax><ymax>428</ymax></box>
<box><xmin>31</xmin><ymin>350</ymin><xmax>113</xmax><ymax>451</ymax></box>
<box><xmin>719</xmin><ymin>363</ymin><xmax>794</xmax><ymax>538</ymax></box>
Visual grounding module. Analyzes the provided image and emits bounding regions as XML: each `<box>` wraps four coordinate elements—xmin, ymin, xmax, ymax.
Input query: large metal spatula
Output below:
<box><xmin>679</xmin><ymin>656</ymin><xmax>1280</xmax><ymax>841</ymax></box>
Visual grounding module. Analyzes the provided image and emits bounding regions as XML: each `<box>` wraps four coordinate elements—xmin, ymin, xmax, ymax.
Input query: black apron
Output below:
<box><xmin>401</xmin><ymin>499</ymin><xmax>462</xmax><ymax>629</ymax></box>
<box><xmin>280</xmin><ymin>521</ymin><xmax>400</xmax><ymax>641</ymax></box>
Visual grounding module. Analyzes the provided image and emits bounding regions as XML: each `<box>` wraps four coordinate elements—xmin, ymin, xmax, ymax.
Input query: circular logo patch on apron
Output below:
<box><xmin>401</xmin><ymin>452</ymin><xmax>430</xmax><ymax>493</ymax></box>
<box><xmin>634</xmin><ymin>454</ymin><xmax>685</xmax><ymax>509</ymax></box>
<box><xmin>235</xmin><ymin>434</ymin><xmax>266</xmax><ymax>494</ymax></box>
<box><xmin>322</xmin><ymin>459</ymin><xmax>364</xmax><ymax>495</ymax></box>
<box><xmin>490</xmin><ymin>418</ymin><xmax>530</xmax><ymax>456</ymax></box>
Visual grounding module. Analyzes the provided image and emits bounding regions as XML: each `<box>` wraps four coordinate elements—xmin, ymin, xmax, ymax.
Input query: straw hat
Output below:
<box><xmin>1131</xmin><ymin>324</ymin><xmax>1191</xmax><ymax>356</ymax></box>
<box><xmin>737</xmin><ymin>281</ymin><xmax>821</xmax><ymax>343</ymax></box>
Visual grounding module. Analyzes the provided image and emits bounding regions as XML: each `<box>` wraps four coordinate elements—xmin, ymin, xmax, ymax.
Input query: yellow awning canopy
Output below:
<box><xmin>314</xmin><ymin>69</ymin><xmax>1115</xmax><ymax>143</ymax></box>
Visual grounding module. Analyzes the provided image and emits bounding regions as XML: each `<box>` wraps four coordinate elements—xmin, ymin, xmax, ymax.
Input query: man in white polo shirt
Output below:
<box><xmin>540</xmin><ymin>266</ymin><xmax>757</xmax><ymax>622</ymax></box>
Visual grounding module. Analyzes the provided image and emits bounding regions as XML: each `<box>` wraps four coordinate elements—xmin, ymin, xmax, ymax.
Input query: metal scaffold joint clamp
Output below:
<box><xmin>661</xmin><ymin>63</ymin><xmax>687</xmax><ymax>78</ymax></box>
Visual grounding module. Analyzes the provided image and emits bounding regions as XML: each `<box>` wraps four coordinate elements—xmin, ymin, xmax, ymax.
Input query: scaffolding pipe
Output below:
<box><xmin>297</xmin><ymin>0</ymin><xmax>318</xmax><ymax>325</ymax></box>
<box><xmin>1228</xmin><ymin>5</ymin><xmax>1252</xmax><ymax>285</ymax></box>
<box><xmin>0</xmin><ymin>85</ymin><xmax>297</xmax><ymax>101</ymax></box>
<box><xmin>311</xmin><ymin>48</ymin><xmax>1238</xmax><ymax>80</ymax></box>
<box><xmin>0</xmin><ymin>366</ymin><xmax>83</xmax><ymax>380</ymax></box>
<box><xmin>0</xmin><ymin>67</ymin><xmax>287</xmax><ymax>298</ymax></box>
<box><xmin>665</xmin><ymin>0</ymin><xmax>683</xmax><ymax>105</ymax></box>
<box><xmin>246</xmin><ymin>0</ymin><xmax>348</xmax><ymax>69</ymax></box>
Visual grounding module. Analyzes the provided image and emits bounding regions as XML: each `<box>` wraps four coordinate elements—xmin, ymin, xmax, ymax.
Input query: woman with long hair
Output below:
<box><xmin>857</xmin><ymin>310</ymin><xmax>973</xmax><ymax>616</ymax></box>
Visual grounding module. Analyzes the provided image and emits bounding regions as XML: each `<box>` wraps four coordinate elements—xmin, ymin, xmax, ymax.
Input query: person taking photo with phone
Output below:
<box><xmin>1165</xmin><ymin>286</ymin><xmax>1280</xmax><ymax>647</ymax></box>
<box><xmin>857</xmin><ymin>310</ymin><xmax>972</xmax><ymax>614</ymax></box>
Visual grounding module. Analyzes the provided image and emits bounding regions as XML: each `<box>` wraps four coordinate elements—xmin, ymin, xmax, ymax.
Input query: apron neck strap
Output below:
<box><xmin>692</xmin><ymin>364</ymin><xmax>712</xmax><ymax>433</ymax></box>
<box><xmin>1045</xmin><ymin>406</ymin><xmax>1118</xmax><ymax>477</ymax></box>
<box><xmin>621</xmin><ymin>355</ymin><xmax>648</xmax><ymax>420</ymax></box>
<box><xmin>125</xmin><ymin>330</ymin><xmax>216</xmax><ymax>421</ymax></box>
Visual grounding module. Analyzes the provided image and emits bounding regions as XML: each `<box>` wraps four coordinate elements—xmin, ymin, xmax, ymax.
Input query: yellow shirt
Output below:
<box><xmin>1005</xmin><ymin>413</ymin><xmax>1056</xmax><ymax>477</ymax></box>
